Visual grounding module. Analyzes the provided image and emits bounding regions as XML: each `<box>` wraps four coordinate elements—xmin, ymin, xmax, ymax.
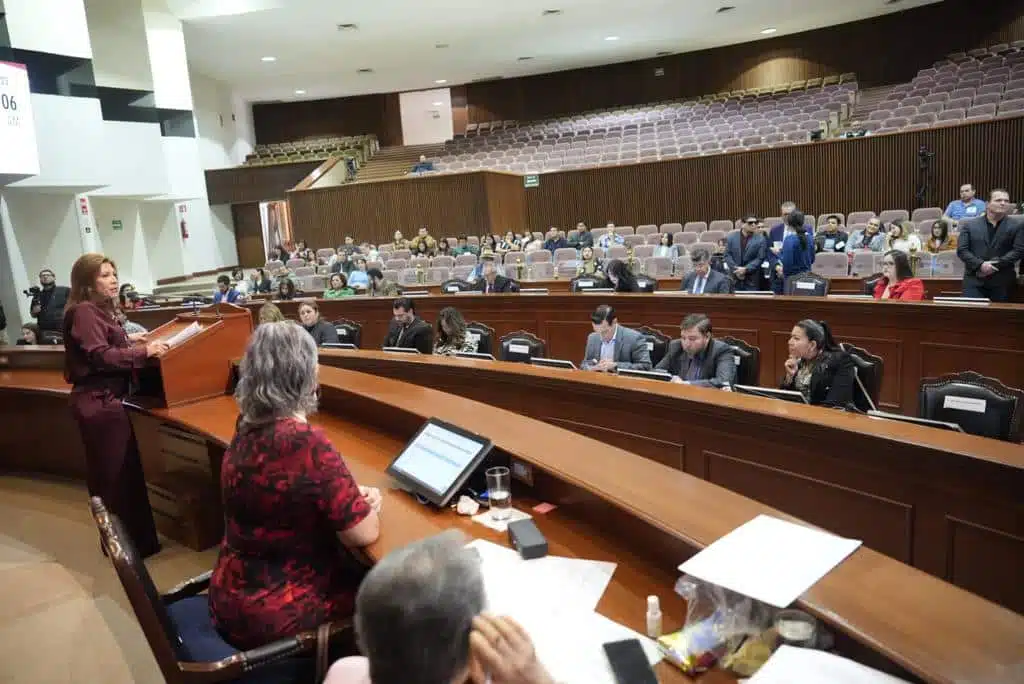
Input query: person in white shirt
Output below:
<box><xmin>885</xmin><ymin>220</ymin><xmax>922</xmax><ymax>255</ymax></box>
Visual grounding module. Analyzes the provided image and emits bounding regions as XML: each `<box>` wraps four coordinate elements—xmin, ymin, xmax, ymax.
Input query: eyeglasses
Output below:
<box><xmin>745</xmin><ymin>220</ymin><xmax>758</xmax><ymax>225</ymax></box>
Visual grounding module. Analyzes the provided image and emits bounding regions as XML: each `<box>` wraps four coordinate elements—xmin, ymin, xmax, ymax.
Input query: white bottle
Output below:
<box><xmin>646</xmin><ymin>595</ymin><xmax>662</xmax><ymax>638</ymax></box>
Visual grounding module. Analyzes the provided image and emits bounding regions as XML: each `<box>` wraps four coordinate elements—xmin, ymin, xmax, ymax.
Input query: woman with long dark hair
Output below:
<box><xmin>433</xmin><ymin>307</ymin><xmax>478</xmax><ymax>356</ymax></box>
<box><xmin>778</xmin><ymin>211</ymin><xmax>814</xmax><ymax>293</ymax></box>
<box><xmin>924</xmin><ymin>219</ymin><xmax>957</xmax><ymax>254</ymax></box>
<box><xmin>873</xmin><ymin>250</ymin><xmax>925</xmax><ymax>301</ymax></box>
<box><xmin>276</xmin><ymin>278</ymin><xmax>297</xmax><ymax>301</ymax></box>
<box><xmin>779</xmin><ymin>319</ymin><xmax>855</xmax><ymax>407</ymax></box>
<box><xmin>63</xmin><ymin>253</ymin><xmax>168</xmax><ymax>557</ymax></box>
<box><xmin>604</xmin><ymin>259</ymin><xmax>640</xmax><ymax>292</ymax></box>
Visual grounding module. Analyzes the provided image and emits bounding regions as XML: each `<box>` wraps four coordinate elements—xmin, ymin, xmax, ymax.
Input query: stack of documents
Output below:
<box><xmin>747</xmin><ymin>646</ymin><xmax>910</xmax><ymax>683</ymax></box>
<box><xmin>467</xmin><ymin>540</ymin><xmax>663</xmax><ymax>683</ymax></box>
<box><xmin>161</xmin><ymin>322</ymin><xmax>202</xmax><ymax>348</ymax></box>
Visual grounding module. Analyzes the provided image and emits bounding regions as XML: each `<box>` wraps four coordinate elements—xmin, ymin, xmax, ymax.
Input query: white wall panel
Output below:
<box><xmin>9</xmin><ymin>95</ymin><xmax>108</xmax><ymax>190</ymax></box>
<box><xmin>90</xmin><ymin>121</ymin><xmax>169</xmax><ymax>197</ymax></box>
<box><xmin>3</xmin><ymin>0</ymin><xmax>92</xmax><ymax>58</ymax></box>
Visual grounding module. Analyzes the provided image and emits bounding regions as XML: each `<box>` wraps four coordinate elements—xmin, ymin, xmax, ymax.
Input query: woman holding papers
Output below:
<box><xmin>63</xmin><ymin>253</ymin><xmax>169</xmax><ymax>558</ymax></box>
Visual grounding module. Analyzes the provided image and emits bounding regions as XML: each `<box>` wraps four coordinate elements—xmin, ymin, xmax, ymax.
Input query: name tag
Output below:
<box><xmin>824</xmin><ymin>238</ymin><xmax>835</xmax><ymax>250</ymax></box>
<box><xmin>646</xmin><ymin>342</ymin><xmax>654</xmax><ymax>351</ymax></box>
<box><xmin>796</xmin><ymin>281</ymin><xmax>817</xmax><ymax>290</ymax></box>
<box><xmin>579</xmin><ymin>281</ymin><xmax>593</xmax><ymax>288</ymax></box>
<box><xmin>509</xmin><ymin>343</ymin><xmax>530</xmax><ymax>354</ymax></box>
<box><xmin>444</xmin><ymin>286</ymin><xmax>458</xmax><ymax>293</ymax></box>
<box><xmin>942</xmin><ymin>395</ymin><xmax>986</xmax><ymax>413</ymax></box>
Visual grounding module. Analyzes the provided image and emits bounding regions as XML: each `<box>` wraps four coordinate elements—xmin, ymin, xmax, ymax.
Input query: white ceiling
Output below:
<box><xmin>177</xmin><ymin>0</ymin><xmax>941</xmax><ymax>103</ymax></box>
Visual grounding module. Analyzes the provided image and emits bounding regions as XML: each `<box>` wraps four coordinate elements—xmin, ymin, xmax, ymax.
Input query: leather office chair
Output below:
<box><xmin>569</xmin><ymin>275</ymin><xmax>610</xmax><ymax>292</ymax></box>
<box><xmin>467</xmin><ymin>321</ymin><xmax>496</xmax><ymax>356</ymax></box>
<box><xmin>918</xmin><ymin>371</ymin><xmax>1023</xmax><ymax>442</ymax></box>
<box><xmin>719</xmin><ymin>336</ymin><xmax>761</xmax><ymax>387</ymax></box>
<box><xmin>862</xmin><ymin>272</ymin><xmax>884</xmax><ymax>296</ymax></box>
<box><xmin>636</xmin><ymin>326</ymin><xmax>671</xmax><ymax>367</ymax></box>
<box><xmin>332</xmin><ymin>318</ymin><xmax>362</xmax><ymax>348</ymax></box>
<box><xmin>841</xmin><ymin>343</ymin><xmax>883</xmax><ymax>412</ymax></box>
<box><xmin>784</xmin><ymin>272</ymin><xmax>830</xmax><ymax>296</ymax></box>
<box><xmin>499</xmin><ymin>331</ymin><xmax>546</xmax><ymax>363</ymax></box>
<box><xmin>90</xmin><ymin>497</ymin><xmax>351</xmax><ymax>684</ymax></box>
<box><xmin>440</xmin><ymin>279</ymin><xmax>473</xmax><ymax>293</ymax></box>
<box><xmin>635</xmin><ymin>275</ymin><xmax>659</xmax><ymax>292</ymax></box>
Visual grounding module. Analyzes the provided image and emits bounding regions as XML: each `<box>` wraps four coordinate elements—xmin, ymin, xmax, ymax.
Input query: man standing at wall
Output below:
<box><xmin>956</xmin><ymin>189</ymin><xmax>1023</xmax><ymax>302</ymax></box>
<box><xmin>31</xmin><ymin>269</ymin><xmax>70</xmax><ymax>342</ymax></box>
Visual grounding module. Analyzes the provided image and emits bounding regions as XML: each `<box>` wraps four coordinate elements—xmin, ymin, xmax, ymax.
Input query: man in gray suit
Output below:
<box><xmin>725</xmin><ymin>216</ymin><xmax>768</xmax><ymax>291</ymax></box>
<box><xmin>655</xmin><ymin>314</ymin><xmax>737</xmax><ymax>388</ymax></box>
<box><xmin>680</xmin><ymin>248</ymin><xmax>731</xmax><ymax>294</ymax></box>
<box><xmin>956</xmin><ymin>188</ymin><xmax>1024</xmax><ymax>302</ymax></box>
<box><xmin>582</xmin><ymin>304</ymin><xmax>652</xmax><ymax>372</ymax></box>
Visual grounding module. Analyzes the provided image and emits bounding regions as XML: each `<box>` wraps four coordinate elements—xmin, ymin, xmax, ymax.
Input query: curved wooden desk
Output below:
<box><xmin>1</xmin><ymin>357</ymin><xmax>1023</xmax><ymax>684</ymax></box>
<box><xmin>129</xmin><ymin>293</ymin><xmax>1024</xmax><ymax>417</ymax></box>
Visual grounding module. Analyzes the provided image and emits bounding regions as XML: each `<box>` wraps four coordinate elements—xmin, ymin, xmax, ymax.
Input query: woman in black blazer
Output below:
<box><xmin>605</xmin><ymin>259</ymin><xmax>640</xmax><ymax>293</ymax></box>
<box><xmin>780</xmin><ymin>319</ymin><xmax>855</xmax><ymax>407</ymax></box>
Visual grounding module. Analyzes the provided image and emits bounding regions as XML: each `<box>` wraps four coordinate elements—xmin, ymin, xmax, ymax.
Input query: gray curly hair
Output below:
<box><xmin>236</xmin><ymin>321</ymin><xmax>318</xmax><ymax>425</ymax></box>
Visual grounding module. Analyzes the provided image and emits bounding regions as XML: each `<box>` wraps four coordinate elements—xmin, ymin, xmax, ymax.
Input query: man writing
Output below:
<box><xmin>32</xmin><ymin>268</ymin><xmax>70</xmax><ymax>340</ymax></box>
<box><xmin>680</xmin><ymin>248</ymin><xmax>731</xmax><ymax>294</ymax></box>
<box><xmin>655</xmin><ymin>314</ymin><xmax>737</xmax><ymax>388</ymax></box>
<box><xmin>383</xmin><ymin>297</ymin><xmax>433</xmax><ymax>353</ymax></box>
<box><xmin>473</xmin><ymin>257</ymin><xmax>519</xmax><ymax>294</ymax></box>
<box><xmin>725</xmin><ymin>215</ymin><xmax>768</xmax><ymax>291</ymax></box>
<box><xmin>582</xmin><ymin>304</ymin><xmax>652</xmax><ymax>372</ymax></box>
<box><xmin>956</xmin><ymin>188</ymin><xmax>1024</xmax><ymax>302</ymax></box>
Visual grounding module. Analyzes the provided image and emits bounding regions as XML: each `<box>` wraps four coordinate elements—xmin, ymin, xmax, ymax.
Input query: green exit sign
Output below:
<box><xmin>112</xmin><ymin>219</ymin><xmax>123</xmax><ymax>231</ymax></box>
<box><xmin>523</xmin><ymin>174</ymin><xmax>540</xmax><ymax>188</ymax></box>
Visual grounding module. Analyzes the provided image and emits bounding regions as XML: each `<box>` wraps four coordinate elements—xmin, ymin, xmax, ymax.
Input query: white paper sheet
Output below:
<box><xmin>748</xmin><ymin>645</ymin><xmax>910</xmax><ymax>684</ymax></box>
<box><xmin>677</xmin><ymin>514</ymin><xmax>862</xmax><ymax>608</ymax></box>
<box><xmin>162</xmin><ymin>321</ymin><xmax>202</xmax><ymax>348</ymax></box>
<box><xmin>471</xmin><ymin>507</ymin><xmax>532</xmax><ymax>533</ymax></box>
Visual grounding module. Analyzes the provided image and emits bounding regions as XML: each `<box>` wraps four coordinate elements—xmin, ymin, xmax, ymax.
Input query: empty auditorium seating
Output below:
<box><xmin>244</xmin><ymin>134</ymin><xmax>379</xmax><ymax>168</ymax></box>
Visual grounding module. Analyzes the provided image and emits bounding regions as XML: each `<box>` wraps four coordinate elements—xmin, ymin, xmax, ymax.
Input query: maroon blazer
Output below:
<box><xmin>63</xmin><ymin>301</ymin><xmax>147</xmax><ymax>395</ymax></box>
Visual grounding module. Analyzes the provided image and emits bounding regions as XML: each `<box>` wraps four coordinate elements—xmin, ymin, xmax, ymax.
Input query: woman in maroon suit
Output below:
<box><xmin>64</xmin><ymin>253</ymin><xmax>168</xmax><ymax>557</ymax></box>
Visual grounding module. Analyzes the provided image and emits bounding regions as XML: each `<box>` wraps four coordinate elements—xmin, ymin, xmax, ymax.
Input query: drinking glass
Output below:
<box><xmin>485</xmin><ymin>466</ymin><xmax>512</xmax><ymax>521</ymax></box>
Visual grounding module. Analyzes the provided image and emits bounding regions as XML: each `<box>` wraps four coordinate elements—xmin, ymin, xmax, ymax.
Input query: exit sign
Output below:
<box><xmin>524</xmin><ymin>174</ymin><xmax>540</xmax><ymax>188</ymax></box>
<box><xmin>112</xmin><ymin>219</ymin><xmax>123</xmax><ymax>231</ymax></box>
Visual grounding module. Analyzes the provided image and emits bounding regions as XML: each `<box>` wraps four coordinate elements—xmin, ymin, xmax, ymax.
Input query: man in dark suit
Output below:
<box><xmin>956</xmin><ymin>188</ymin><xmax>1024</xmax><ymax>302</ymax></box>
<box><xmin>655</xmin><ymin>314</ymin><xmax>737</xmax><ymax>388</ymax></box>
<box><xmin>725</xmin><ymin>216</ymin><xmax>768</xmax><ymax>291</ymax></box>
<box><xmin>383</xmin><ymin>297</ymin><xmax>433</xmax><ymax>353</ymax></box>
<box><xmin>32</xmin><ymin>268</ymin><xmax>70</xmax><ymax>340</ymax></box>
<box><xmin>582</xmin><ymin>304</ymin><xmax>651</xmax><ymax>371</ymax></box>
<box><xmin>680</xmin><ymin>248</ymin><xmax>731</xmax><ymax>294</ymax></box>
<box><xmin>473</xmin><ymin>257</ymin><xmax>519</xmax><ymax>294</ymax></box>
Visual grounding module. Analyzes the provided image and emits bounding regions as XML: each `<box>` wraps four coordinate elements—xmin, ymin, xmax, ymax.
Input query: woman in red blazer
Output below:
<box><xmin>873</xmin><ymin>249</ymin><xmax>925</xmax><ymax>301</ymax></box>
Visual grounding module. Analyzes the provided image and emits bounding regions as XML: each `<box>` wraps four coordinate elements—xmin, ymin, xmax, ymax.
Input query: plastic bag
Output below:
<box><xmin>656</xmin><ymin>575</ymin><xmax>774</xmax><ymax>675</ymax></box>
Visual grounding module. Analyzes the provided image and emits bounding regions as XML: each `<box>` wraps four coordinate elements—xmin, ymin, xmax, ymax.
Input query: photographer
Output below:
<box><xmin>28</xmin><ymin>268</ymin><xmax>70</xmax><ymax>341</ymax></box>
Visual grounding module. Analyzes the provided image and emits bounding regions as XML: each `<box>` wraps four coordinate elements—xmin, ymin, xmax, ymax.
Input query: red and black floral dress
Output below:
<box><xmin>209</xmin><ymin>417</ymin><xmax>370</xmax><ymax>649</ymax></box>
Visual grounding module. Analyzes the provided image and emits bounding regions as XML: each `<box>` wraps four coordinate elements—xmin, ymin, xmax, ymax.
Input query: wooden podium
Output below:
<box><xmin>135</xmin><ymin>303</ymin><xmax>253</xmax><ymax>408</ymax></box>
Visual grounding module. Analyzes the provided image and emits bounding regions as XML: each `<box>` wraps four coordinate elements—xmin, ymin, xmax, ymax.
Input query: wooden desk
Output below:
<box><xmin>129</xmin><ymin>293</ymin><xmax>1024</xmax><ymax>417</ymax></box>
<box><xmin>1</xmin><ymin>363</ymin><xmax>1023</xmax><ymax>683</ymax></box>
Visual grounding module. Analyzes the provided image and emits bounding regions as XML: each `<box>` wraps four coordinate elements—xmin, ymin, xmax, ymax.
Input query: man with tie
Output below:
<box><xmin>582</xmin><ymin>305</ymin><xmax>652</xmax><ymax>372</ymax></box>
<box><xmin>383</xmin><ymin>297</ymin><xmax>434</xmax><ymax>353</ymax></box>
<box><xmin>655</xmin><ymin>314</ymin><xmax>737</xmax><ymax>388</ymax></box>
<box><xmin>680</xmin><ymin>248</ymin><xmax>731</xmax><ymax>294</ymax></box>
<box><xmin>725</xmin><ymin>215</ymin><xmax>768</xmax><ymax>291</ymax></box>
<box><xmin>473</xmin><ymin>256</ymin><xmax>519</xmax><ymax>294</ymax></box>
<box><xmin>956</xmin><ymin>188</ymin><xmax>1024</xmax><ymax>302</ymax></box>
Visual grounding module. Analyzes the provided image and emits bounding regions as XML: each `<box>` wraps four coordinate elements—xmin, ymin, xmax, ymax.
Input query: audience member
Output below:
<box><xmin>32</xmin><ymin>267</ymin><xmax>70</xmax><ymax>339</ymax></box>
<box><xmin>710</xmin><ymin>238</ymin><xmax>729</xmax><ymax>275</ymax></box>
<box><xmin>597</xmin><ymin>230</ymin><xmax>625</xmax><ymax>249</ymax></box>
<box><xmin>655</xmin><ymin>314</ymin><xmax>736</xmax><ymax>388</ymax></box>
<box><xmin>767</xmin><ymin>201</ymin><xmax>799</xmax><ymax>255</ymax></box>
<box><xmin>410</xmin><ymin>154</ymin><xmax>435</xmax><ymax>173</ymax></box>
<box><xmin>725</xmin><ymin>216</ymin><xmax>768</xmax><ymax>291</ymax></box>
<box><xmin>118</xmin><ymin>283</ymin><xmax>141</xmax><ymax>310</ymax></box>
<box><xmin>413</xmin><ymin>240</ymin><xmax>434</xmax><ymax>259</ymax></box>
<box><xmin>474</xmin><ymin>257</ymin><xmax>519</xmax><ymax>293</ymax></box>
<box><xmin>577</xmin><ymin>246</ymin><xmax>601</xmax><ymax>276</ymax></box>
<box><xmin>384</xmin><ymin>297</ymin><xmax>434</xmax><ymax>353</ymax></box>
<box><xmin>391</xmin><ymin>231</ymin><xmax>408</xmax><ymax>250</ymax></box>
<box><xmin>956</xmin><ymin>188</ymin><xmax>1024</xmax><ymax>302</ymax></box>
<box><xmin>779</xmin><ymin>211</ymin><xmax>814</xmax><ymax>290</ymax></box>
<box><xmin>270</xmin><ymin>244</ymin><xmax>289</xmax><ymax>263</ymax></box>
<box><xmin>231</xmin><ymin>269</ymin><xmax>250</xmax><ymax>296</ymax></box>
<box><xmin>874</xmin><ymin>250</ymin><xmax>925</xmax><ymax>301</ymax></box>
<box><xmin>63</xmin><ymin>253</ymin><xmax>167</xmax><ymax>559</ymax></box>
<box><xmin>213</xmin><ymin>275</ymin><xmax>243</xmax><ymax>304</ymax></box>
<box><xmin>276</xmin><ymin>278</ymin><xmax>297</xmax><ymax>301</ymax></box>
<box><xmin>452</xmin><ymin>236</ymin><xmax>479</xmax><ymax>257</ymax></box>
<box><xmin>574</xmin><ymin>222</ymin><xmax>594</xmax><ymax>249</ymax></box>
<box><xmin>814</xmin><ymin>215</ymin><xmax>849</xmax><ymax>253</ymax></box>
<box><xmin>481</xmin><ymin>235</ymin><xmax>498</xmax><ymax>253</ymax></box>
<box><xmin>365</xmin><ymin>243</ymin><xmax>380</xmax><ymax>262</ymax></box>
<box><xmin>258</xmin><ymin>302</ymin><xmax>286</xmax><ymax>324</ymax></box>
<box><xmin>436</xmin><ymin>240</ymin><xmax>453</xmax><ymax>257</ymax></box>
<box><xmin>250</xmin><ymin>268</ymin><xmax>273</xmax><ymax>293</ymax></box>
<box><xmin>497</xmin><ymin>231</ymin><xmax>517</xmax><ymax>253</ymax></box>
<box><xmin>884</xmin><ymin>220</ymin><xmax>921</xmax><ymax>255</ymax></box>
<box><xmin>325</xmin><ymin>273</ymin><xmax>355</xmax><ymax>299</ymax></box>
<box><xmin>605</xmin><ymin>259</ymin><xmax>640</xmax><ymax>293</ymax></box>
<box><xmin>943</xmin><ymin>183</ymin><xmax>987</xmax><ymax>223</ymax></box>
<box><xmin>582</xmin><ymin>304</ymin><xmax>652</xmax><ymax>371</ymax></box>
<box><xmin>681</xmin><ymin>248</ymin><xmax>730</xmax><ymax>294</ymax></box>
<box><xmin>522</xmin><ymin>233</ymin><xmax>544</xmax><ymax>253</ymax></box>
<box><xmin>338</xmin><ymin>237</ymin><xmax>358</xmax><ymax>260</ymax></box>
<box><xmin>367</xmin><ymin>268</ymin><xmax>401</xmax><ymax>298</ymax></box>
<box><xmin>923</xmin><ymin>219</ymin><xmax>957</xmax><ymax>254</ymax></box>
<box><xmin>324</xmin><ymin>531</ymin><xmax>555</xmax><ymax>684</ymax></box>
<box><xmin>409</xmin><ymin>227</ymin><xmax>438</xmax><ymax>254</ymax></box>
<box><xmin>845</xmin><ymin>217</ymin><xmax>886</xmax><ymax>252</ymax></box>
<box><xmin>348</xmin><ymin>258</ymin><xmax>371</xmax><ymax>289</ymax></box>
<box><xmin>780</xmin><ymin>319</ymin><xmax>855</xmax><ymax>407</ymax></box>
<box><xmin>16</xmin><ymin>322</ymin><xmax>42</xmax><ymax>346</ymax></box>
<box><xmin>298</xmin><ymin>301</ymin><xmax>340</xmax><ymax>346</ymax></box>
<box><xmin>209</xmin><ymin>321</ymin><xmax>381</xmax><ymax>649</ymax></box>
<box><xmin>543</xmin><ymin>228</ymin><xmax>569</xmax><ymax>253</ymax></box>
<box><xmin>433</xmin><ymin>307</ymin><xmax>479</xmax><ymax>356</ymax></box>
<box><xmin>654</xmin><ymin>232</ymin><xmax>679</xmax><ymax>260</ymax></box>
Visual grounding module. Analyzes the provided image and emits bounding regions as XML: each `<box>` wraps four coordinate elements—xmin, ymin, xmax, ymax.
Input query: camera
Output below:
<box><xmin>22</xmin><ymin>286</ymin><xmax>41</xmax><ymax>298</ymax></box>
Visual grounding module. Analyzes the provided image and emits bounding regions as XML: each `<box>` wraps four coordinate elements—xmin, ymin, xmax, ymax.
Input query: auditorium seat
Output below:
<box><xmin>431</xmin><ymin>256</ymin><xmax>455</xmax><ymax>268</ymax></box>
<box><xmin>454</xmin><ymin>253</ymin><xmax>478</xmax><ymax>266</ymax></box>
<box><xmin>919</xmin><ymin>371</ymin><xmax>1023</xmax><ymax>442</ymax></box>
<box><xmin>633</xmin><ymin>245</ymin><xmax>655</xmax><ymax>259</ymax></box>
<box><xmin>636</xmin><ymin>326</ymin><xmax>671</xmax><ymax>366</ymax></box>
<box><xmin>528</xmin><ymin>262</ymin><xmax>554</xmax><ymax>280</ymax></box>
<box><xmin>708</xmin><ymin>220</ymin><xmax>733</xmax><ymax>233</ymax></box>
<box><xmin>818</xmin><ymin>212</ymin><xmax>846</xmax><ymax>226</ymax></box>
<box><xmin>505</xmin><ymin>252</ymin><xmax>528</xmax><ymax>268</ymax></box>
<box><xmin>383</xmin><ymin>269</ymin><xmax>399</xmax><ymax>283</ymax></box>
<box><xmin>316</xmin><ymin>248</ymin><xmax>336</xmax><ymax>260</ymax></box>
<box><xmin>385</xmin><ymin>259</ymin><xmax>408</xmax><ymax>271</ymax></box>
<box><xmin>931</xmin><ymin>250</ymin><xmax>965</xmax><ymax>277</ymax></box>
<box><xmin>690</xmin><ymin>241</ymin><xmax>718</xmax><ymax>256</ymax></box>
<box><xmin>847</xmin><ymin>211</ymin><xmax>876</xmax><ymax>225</ymax></box>
<box><xmin>398</xmin><ymin>269</ymin><xmax>421</xmax><ymax>286</ymax></box>
<box><xmin>623</xmin><ymin>235</ymin><xmax>646</xmax><ymax>247</ymax></box>
<box><xmin>636</xmin><ymin>224</ymin><xmax>658</xmax><ymax>236</ymax></box>
<box><xmin>333</xmin><ymin>319</ymin><xmax>363</xmax><ymax>348</ymax></box>
<box><xmin>605</xmin><ymin>246</ymin><xmax>628</xmax><ymax>260</ymax></box>
<box><xmin>391</xmin><ymin>249</ymin><xmax>412</xmax><ymax>260</ymax></box>
<box><xmin>644</xmin><ymin>233</ymin><xmax>664</xmax><ymax>245</ymax></box>
<box><xmin>701</xmin><ymin>230</ymin><xmax>727</xmax><ymax>244</ymax></box>
<box><xmin>286</xmin><ymin>258</ymin><xmax>306</xmax><ymax>270</ymax></box>
<box><xmin>684</xmin><ymin>221</ymin><xmax>707</xmax><ymax>233</ymax></box>
<box><xmin>675</xmin><ymin>232</ymin><xmax>698</xmax><ymax>247</ymax></box>
<box><xmin>468</xmin><ymin>322</ymin><xmax>496</xmax><ymax>355</ymax></box>
<box><xmin>613</xmin><ymin>226</ymin><xmax>635</xmax><ymax>236</ymax></box>
<box><xmin>850</xmin><ymin>251</ymin><xmax>882</xmax><ymax>278</ymax></box>
<box><xmin>499</xmin><ymin>331</ymin><xmax>546</xmax><ymax>363</ymax></box>
<box><xmin>811</xmin><ymin>252</ymin><xmax>849</xmax><ymax>277</ymax></box>
<box><xmin>911</xmin><ymin>207</ymin><xmax>943</xmax><ymax>224</ymax></box>
<box><xmin>452</xmin><ymin>265</ymin><xmax>474</xmax><ymax>281</ymax></box>
<box><xmin>426</xmin><ymin>267</ymin><xmax>450</xmax><ymax>284</ymax></box>
<box><xmin>410</xmin><ymin>256</ymin><xmax>430</xmax><ymax>270</ymax></box>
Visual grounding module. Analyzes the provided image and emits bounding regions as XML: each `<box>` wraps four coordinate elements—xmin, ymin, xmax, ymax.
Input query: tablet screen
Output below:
<box><xmin>387</xmin><ymin>419</ymin><xmax>493</xmax><ymax>506</ymax></box>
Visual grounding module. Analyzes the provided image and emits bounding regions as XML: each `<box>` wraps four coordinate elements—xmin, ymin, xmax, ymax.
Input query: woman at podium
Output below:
<box><xmin>63</xmin><ymin>253</ymin><xmax>169</xmax><ymax>558</ymax></box>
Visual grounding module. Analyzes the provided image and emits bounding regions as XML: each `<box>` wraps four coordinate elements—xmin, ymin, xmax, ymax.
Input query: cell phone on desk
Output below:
<box><xmin>603</xmin><ymin>639</ymin><xmax>657</xmax><ymax>684</ymax></box>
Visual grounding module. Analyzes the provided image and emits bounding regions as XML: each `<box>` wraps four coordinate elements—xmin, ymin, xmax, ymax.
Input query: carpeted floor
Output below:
<box><xmin>0</xmin><ymin>476</ymin><xmax>217</xmax><ymax>684</ymax></box>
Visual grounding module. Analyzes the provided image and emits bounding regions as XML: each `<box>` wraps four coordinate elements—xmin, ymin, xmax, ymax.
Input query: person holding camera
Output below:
<box><xmin>30</xmin><ymin>268</ymin><xmax>70</xmax><ymax>341</ymax></box>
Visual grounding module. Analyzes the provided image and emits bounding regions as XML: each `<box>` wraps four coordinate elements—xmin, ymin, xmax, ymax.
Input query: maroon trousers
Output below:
<box><xmin>70</xmin><ymin>388</ymin><xmax>161</xmax><ymax>558</ymax></box>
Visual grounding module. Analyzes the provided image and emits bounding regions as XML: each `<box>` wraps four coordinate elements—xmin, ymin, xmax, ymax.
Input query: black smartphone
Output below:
<box><xmin>603</xmin><ymin>638</ymin><xmax>658</xmax><ymax>684</ymax></box>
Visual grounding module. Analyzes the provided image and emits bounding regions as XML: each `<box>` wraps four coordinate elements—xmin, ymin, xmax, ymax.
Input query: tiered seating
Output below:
<box><xmin>245</xmin><ymin>134</ymin><xmax>379</xmax><ymax>167</ymax></box>
<box><xmin>430</xmin><ymin>79</ymin><xmax>857</xmax><ymax>174</ymax></box>
<box><xmin>864</xmin><ymin>43</ymin><xmax>1024</xmax><ymax>133</ymax></box>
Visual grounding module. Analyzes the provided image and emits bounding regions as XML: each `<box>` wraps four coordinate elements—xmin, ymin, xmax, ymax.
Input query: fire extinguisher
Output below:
<box><xmin>180</xmin><ymin>217</ymin><xmax>189</xmax><ymax>239</ymax></box>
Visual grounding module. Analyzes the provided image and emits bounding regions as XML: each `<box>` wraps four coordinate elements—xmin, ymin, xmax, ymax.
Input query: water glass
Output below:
<box><xmin>485</xmin><ymin>466</ymin><xmax>512</xmax><ymax>521</ymax></box>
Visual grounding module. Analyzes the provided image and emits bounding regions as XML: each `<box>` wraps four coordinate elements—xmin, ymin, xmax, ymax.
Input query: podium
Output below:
<box><xmin>135</xmin><ymin>303</ymin><xmax>253</xmax><ymax>408</ymax></box>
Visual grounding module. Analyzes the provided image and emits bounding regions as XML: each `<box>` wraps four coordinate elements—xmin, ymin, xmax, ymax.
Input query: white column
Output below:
<box><xmin>2</xmin><ymin>0</ymin><xmax>92</xmax><ymax>57</ymax></box>
<box><xmin>83</xmin><ymin>0</ymin><xmax>154</xmax><ymax>91</ymax></box>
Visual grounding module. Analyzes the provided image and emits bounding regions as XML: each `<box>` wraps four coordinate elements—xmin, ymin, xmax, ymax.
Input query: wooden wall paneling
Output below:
<box><xmin>944</xmin><ymin>517</ymin><xmax>1024</xmax><ymax>612</ymax></box>
<box><xmin>381</xmin><ymin>93</ymin><xmax>404</xmax><ymax>147</ymax></box>
<box><xmin>232</xmin><ymin>203</ymin><xmax>266</xmax><ymax>268</ymax></box>
<box><xmin>252</xmin><ymin>93</ymin><xmax>392</xmax><ymax>145</ymax></box>
<box><xmin>205</xmin><ymin>161</ymin><xmax>320</xmax><ymax>205</ymax></box>
<box><xmin>483</xmin><ymin>172</ymin><xmax>528</xmax><ymax>234</ymax></box>
<box><xmin>450</xmin><ymin>85</ymin><xmax>469</xmax><ymax>137</ymax></box>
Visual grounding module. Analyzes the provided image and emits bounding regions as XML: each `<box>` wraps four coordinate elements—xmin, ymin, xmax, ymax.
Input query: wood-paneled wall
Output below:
<box><xmin>284</xmin><ymin>116</ymin><xmax>1024</xmax><ymax>247</ymax></box>
<box><xmin>233</xmin><ymin>203</ymin><xmax>266</xmax><ymax>267</ymax></box>
<box><xmin>252</xmin><ymin>92</ymin><xmax>403</xmax><ymax>146</ymax></box>
<box><xmin>205</xmin><ymin>161</ymin><xmax>320</xmax><ymax>205</ymax></box>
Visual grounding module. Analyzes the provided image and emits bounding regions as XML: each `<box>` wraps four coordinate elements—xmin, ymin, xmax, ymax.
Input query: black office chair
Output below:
<box><xmin>862</xmin><ymin>272</ymin><xmax>884</xmax><ymax>296</ymax></box>
<box><xmin>719</xmin><ymin>336</ymin><xmax>761</xmax><ymax>387</ymax></box>
<box><xmin>569</xmin><ymin>275</ymin><xmax>610</xmax><ymax>292</ymax></box>
<box><xmin>499</xmin><ymin>331</ymin><xmax>546</xmax><ymax>363</ymax></box>
<box><xmin>635</xmin><ymin>275</ymin><xmax>659</xmax><ymax>292</ymax></box>
<box><xmin>636</xmin><ymin>326</ymin><xmax>671</xmax><ymax>367</ymax></box>
<box><xmin>467</xmin><ymin>321</ymin><xmax>496</xmax><ymax>356</ymax></box>
<box><xmin>841</xmin><ymin>343</ymin><xmax>883</xmax><ymax>412</ymax></box>
<box><xmin>332</xmin><ymin>318</ymin><xmax>362</xmax><ymax>348</ymax></box>
<box><xmin>918</xmin><ymin>371</ymin><xmax>1023</xmax><ymax>442</ymax></box>
<box><xmin>784</xmin><ymin>272</ymin><xmax>830</xmax><ymax>296</ymax></box>
<box><xmin>440</xmin><ymin>279</ymin><xmax>473</xmax><ymax>293</ymax></box>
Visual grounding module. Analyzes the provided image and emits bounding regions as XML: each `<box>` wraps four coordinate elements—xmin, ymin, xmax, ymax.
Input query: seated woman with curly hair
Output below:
<box><xmin>433</xmin><ymin>307</ymin><xmax>479</xmax><ymax>356</ymax></box>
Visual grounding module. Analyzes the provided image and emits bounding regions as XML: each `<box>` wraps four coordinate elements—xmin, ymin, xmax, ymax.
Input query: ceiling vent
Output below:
<box><xmin>356</xmin><ymin>68</ymin><xmax>374</xmax><ymax>74</ymax></box>
<box><xmin>716</xmin><ymin>6</ymin><xmax>736</xmax><ymax>13</ymax></box>
<box><xmin>337</xmin><ymin>23</ymin><xmax>358</xmax><ymax>31</ymax></box>
<box><xmin>542</xmin><ymin>9</ymin><xmax>563</xmax><ymax>16</ymax></box>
